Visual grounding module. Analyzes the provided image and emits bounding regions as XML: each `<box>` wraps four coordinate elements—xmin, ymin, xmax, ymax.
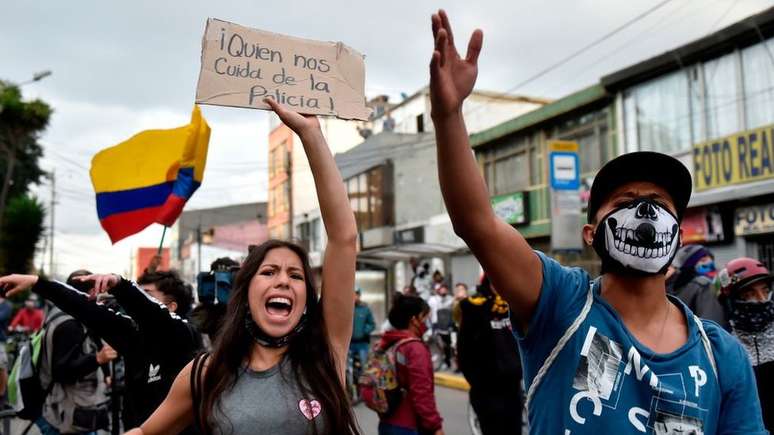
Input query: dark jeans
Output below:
<box><xmin>378</xmin><ymin>422</ymin><xmax>418</xmax><ymax>435</ymax></box>
<box><xmin>470</xmin><ymin>385</ymin><xmax>523</xmax><ymax>435</ymax></box>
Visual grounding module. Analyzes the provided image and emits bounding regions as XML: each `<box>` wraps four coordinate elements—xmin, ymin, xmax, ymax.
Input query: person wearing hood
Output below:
<box><xmin>666</xmin><ymin>244</ymin><xmax>727</xmax><ymax>327</ymax></box>
<box><xmin>718</xmin><ymin>258</ymin><xmax>774</xmax><ymax>430</ymax></box>
<box><xmin>377</xmin><ymin>295</ymin><xmax>443</xmax><ymax>435</ymax></box>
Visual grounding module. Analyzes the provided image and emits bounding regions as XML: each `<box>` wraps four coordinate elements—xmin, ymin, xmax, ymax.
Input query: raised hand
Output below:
<box><xmin>264</xmin><ymin>98</ymin><xmax>322</xmax><ymax>139</ymax></box>
<box><xmin>429</xmin><ymin>9</ymin><xmax>483</xmax><ymax>119</ymax></box>
<box><xmin>75</xmin><ymin>274</ymin><xmax>121</xmax><ymax>298</ymax></box>
<box><xmin>0</xmin><ymin>274</ymin><xmax>39</xmax><ymax>298</ymax></box>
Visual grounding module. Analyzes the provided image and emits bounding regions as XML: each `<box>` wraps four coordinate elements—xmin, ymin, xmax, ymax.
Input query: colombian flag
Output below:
<box><xmin>90</xmin><ymin>106</ymin><xmax>211</xmax><ymax>244</ymax></box>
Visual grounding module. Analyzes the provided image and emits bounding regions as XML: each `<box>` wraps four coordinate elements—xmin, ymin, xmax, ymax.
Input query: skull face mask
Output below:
<box><xmin>592</xmin><ymin>198</ymin><xmax>680</xmax><ymax>275</ymax></box>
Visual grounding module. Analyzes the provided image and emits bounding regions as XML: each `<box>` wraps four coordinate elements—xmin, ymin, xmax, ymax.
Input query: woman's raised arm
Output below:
<box><xmin>265</xmin><ymin>99</ymin><xmax>358</xmax><ymax>380</ymax></box>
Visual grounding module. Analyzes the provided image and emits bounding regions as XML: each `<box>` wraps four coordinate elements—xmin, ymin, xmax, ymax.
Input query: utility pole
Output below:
<box><xmin>48</xmin><ymin>170</ymin><xmax>56</xmax><ymax>278</ymax></box>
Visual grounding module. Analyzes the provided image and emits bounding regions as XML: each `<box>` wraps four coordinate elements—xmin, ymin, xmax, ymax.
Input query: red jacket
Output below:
<box><xmin>9</xmin><ymin>307</ymin><xmax>43</xmax><ymax>332</ymax></box>
<box><xmin>378</xmin><ymin>329</ymin><xmax>443</xmax><ymax>433</ymax></box>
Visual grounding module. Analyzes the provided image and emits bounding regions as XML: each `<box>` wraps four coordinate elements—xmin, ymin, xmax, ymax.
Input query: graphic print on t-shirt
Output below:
<box><xmin>570</xmin><ymin>326</ymin><xmax>708</xmax><ymax>434</ymax></box>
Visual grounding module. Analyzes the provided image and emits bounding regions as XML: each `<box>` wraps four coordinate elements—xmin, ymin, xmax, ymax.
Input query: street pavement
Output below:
<box><xmin>354</xmin><ymin>385</ymin><xmax>472</xmax><ymax>435</ymax></box>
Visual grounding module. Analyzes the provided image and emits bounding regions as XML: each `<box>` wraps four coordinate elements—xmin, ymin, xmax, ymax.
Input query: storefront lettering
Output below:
<box><xmin>735</xmin><ymin>203</ymin><xmax>774</xmax><ymax>236</ymax></box>
<box><xmin>693</xmin><ymin>124</ymin><xmax>774</xmax><ymax>191</ymax></box>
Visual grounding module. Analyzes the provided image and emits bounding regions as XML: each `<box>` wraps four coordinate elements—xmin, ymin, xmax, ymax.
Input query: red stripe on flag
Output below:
<box><xmin>100</xmin><ymin>206</ymin><xmax>163</xmax><ymax>244</ymax></box>
<box><xmin>156</xmin><ymin>194</ymin><xmax>187</xmax><ymax>227</ymax></box>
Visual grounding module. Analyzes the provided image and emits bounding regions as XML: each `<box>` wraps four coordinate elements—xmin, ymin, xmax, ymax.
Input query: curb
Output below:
<box><xmin>434</xmin><ymin>372</ymin><xmax>470</xmax><ymax>391</ymax></box>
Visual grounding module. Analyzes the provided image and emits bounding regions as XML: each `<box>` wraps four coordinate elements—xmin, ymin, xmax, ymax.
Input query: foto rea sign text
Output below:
<box><xmin>693</xmin><ymin>123</ymin><xmax>774</xmax><ymax>191</ymax></box>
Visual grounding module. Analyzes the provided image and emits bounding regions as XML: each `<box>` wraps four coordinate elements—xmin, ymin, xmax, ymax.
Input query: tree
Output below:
<box><xmin>0</xmin><ymin>195</ymin><xmax>45</xmax><ymax>274</ymax></box>
<box><xmin>0</xmin><ymin>81</ymin><xmax>51</xmax><ymax>230</ymax></box>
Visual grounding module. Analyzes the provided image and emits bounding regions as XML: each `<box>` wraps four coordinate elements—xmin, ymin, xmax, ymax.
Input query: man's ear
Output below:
<box><xmin>167</xmin><ymin>301</ymin><xmax>178</xmax><ymax>313</ymax></box>
<box><xmin>582</xmin><ymin>223</ymin><xmax>596</xmax><ymax>246</ymax></box>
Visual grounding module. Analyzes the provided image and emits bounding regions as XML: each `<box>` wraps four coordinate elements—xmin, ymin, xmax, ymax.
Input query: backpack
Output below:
<box><xmin>8</xmin><ymin>311</ymin><xmax>67</xmax><ymax>420</ymax></box>
<box><xmin>358</xmin><ymin>337</ymin><xmax>420</xmax><ymax>416</ymax></box>
<box><xmin>435</xmin><ymin>308</ymin><xmax>453</xmax><ymax>331</ymax></box>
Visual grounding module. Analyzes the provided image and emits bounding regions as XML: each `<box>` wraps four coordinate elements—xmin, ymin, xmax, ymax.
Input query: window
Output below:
<box><xmin>556</xmin><ymin>108</ymin><xmax>609</xmax><ymax>174</ymax></box>
<box><xmin>492</xmin><ymin>152</ymin><xmax>529</xmax><ymax>195</ymax></box>
<box><xmin>703</xmin><ymin>53</ymin><xmax>741</xmax><ymax>139</ymax></box>
<box><xmin>624</xmin><ymin>70</ymin><xmax>692</xmax><ymax>154</ymax></box>
<box><xmin>345</xmin><ymin>164</ymin><xmax>393</xmax><ymax>231</ymax></box>
<box><xmin>416</xmin><ymin>114</ymin><xmax>425</xmax><ymax>133</ymax></box>
<box><xmin>269</xmin><ymin>143</ymin><xmax>287</xmax><ymax>178</ymax></box>
<box><xmin>742</xmin><ymin>37</ymin><xmax>774</xmax><ymax>130</ymax></box>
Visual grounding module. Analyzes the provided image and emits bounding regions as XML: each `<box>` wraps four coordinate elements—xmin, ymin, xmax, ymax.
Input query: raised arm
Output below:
<box><xmin>266</xmin><ymin>99</ymin><xmax>358</xmax><ymax>378</ymax></box>
<box><xmin>0</xmin><ymin>275</ymin><xmax>139</xmax><ymax>355</ymax></box>
<box><xmin>429</xmin><ymin>10</ymin><xmax>542</xmax><ymax>329</ymax></box>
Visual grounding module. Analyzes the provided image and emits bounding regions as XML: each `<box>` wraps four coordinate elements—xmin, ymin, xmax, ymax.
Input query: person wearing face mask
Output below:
<box><xmin>9</xmin><ymin>294</ymin><xmax>44</xmax><ymax>333</ymax></box>
<box><xmin>717</xmin><ymin>258</ymin><xmax>774</xmax><ymax>430</ymax></box>
<box><xmin>64</xmin><ymin>100</ymin><xmax>359</xmax><ymax>435</ymax></box>
<box><xmin>666</xmin><ymin>244</ymin><xmax>727</xmax><ymax>327</ymax></box>
<box><xmin>428</xmin><ymin>9</ymin><xmax>766</xmax><ymax>433</ymax></box>
<box><xmin>377</xmin><ymin>295</ymin><xmax>443</xmax><ymax>435</ymax></box>
<box><xmin>0</xmin><ymin>270</ymin><xmax>202</xmax><ymax>434</ymax></box>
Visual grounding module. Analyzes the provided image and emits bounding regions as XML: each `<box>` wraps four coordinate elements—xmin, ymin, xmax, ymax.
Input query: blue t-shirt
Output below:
<box><xmin>518</xmin><ymin>252</ymin><xmax>767</xmax><ymax>434</ymax></box>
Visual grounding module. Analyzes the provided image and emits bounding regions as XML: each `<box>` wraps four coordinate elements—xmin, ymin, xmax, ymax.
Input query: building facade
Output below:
<box><xmin>602</xmin><ymin>6</ymin><xmax>774</xmax><ymax>269</ymax></box>
<box><xmin>471</xmin><ymin>84</ymin><xmax>616</xmax><ymax>275</ymax></box>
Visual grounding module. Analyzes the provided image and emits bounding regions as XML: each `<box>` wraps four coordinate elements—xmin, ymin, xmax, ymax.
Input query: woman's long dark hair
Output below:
<box><xmin>197</xmin><ymin>239</ymin><xmax>360</xmax><ymax>435</ymax></box>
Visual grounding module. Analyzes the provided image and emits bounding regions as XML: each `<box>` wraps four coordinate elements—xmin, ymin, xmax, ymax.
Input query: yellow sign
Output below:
<box><xmin>693</xmin><ymin>123</ymin><xmax>774</xmax><ymax>191</ymax></box>
<box><xmin>548</xmin><ymin>140</ymin><xmax>579</xmax><ymax>153</ymax></box>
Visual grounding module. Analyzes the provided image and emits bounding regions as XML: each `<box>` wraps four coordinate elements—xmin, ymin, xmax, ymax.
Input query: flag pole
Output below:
<box><xmin>158</xmin><ymin>226</ymin><xmax>168</xmax><ymax>255</ymax></box>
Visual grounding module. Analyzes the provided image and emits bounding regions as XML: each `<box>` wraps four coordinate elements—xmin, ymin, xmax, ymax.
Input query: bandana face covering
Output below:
<box><xmin>731</xmin><ymin>293</ymin><xmax>774</xmax><ymax>333</ymax></box>
<box><xmin>593</xmin><ymin>198</ymin><xmax>680</xmax><ymax>275</ymax></box>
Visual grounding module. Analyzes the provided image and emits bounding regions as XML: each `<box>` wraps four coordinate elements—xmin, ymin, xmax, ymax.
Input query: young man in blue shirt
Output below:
<box><xmin>427</xmin><ymin>9</ymin><xmax>767</xmax><ymax>434</ymax></box>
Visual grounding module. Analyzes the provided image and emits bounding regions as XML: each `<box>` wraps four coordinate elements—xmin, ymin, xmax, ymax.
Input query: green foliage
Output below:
<box><xmin>0</xmin><ymin>195</ymin><xmax>44</xmax><ymax>274</ymax></box>
<box><xmin>0</xmin><ymin>80</ymin><xmax>51</xmax><ymax>198</ymax></box>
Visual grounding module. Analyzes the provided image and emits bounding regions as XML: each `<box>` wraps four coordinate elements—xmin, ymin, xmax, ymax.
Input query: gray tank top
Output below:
<box><xmin>212</xmin><ymin>357</ymin><xmax>328</xmax><ymax>435</ymax></box>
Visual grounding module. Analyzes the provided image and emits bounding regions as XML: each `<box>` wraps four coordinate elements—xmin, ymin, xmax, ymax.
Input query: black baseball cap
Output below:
<box><xmin>587</xmin><ymin>152</ymin><xmax>692</xmax><ymax>223</ymax></box>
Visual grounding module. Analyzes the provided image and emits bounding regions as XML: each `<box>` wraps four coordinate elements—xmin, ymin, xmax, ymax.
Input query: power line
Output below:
<box><xmin>481</xmin><ymin>0</ymin><xmax>675</xmax><ymax>98</ymax></box>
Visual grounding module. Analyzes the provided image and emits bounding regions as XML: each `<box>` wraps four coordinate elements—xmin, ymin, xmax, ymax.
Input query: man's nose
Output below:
<box><xmin>636</xmin><ymin>202</ymin><xmax>657</xmax><ymax>220</ymax></box>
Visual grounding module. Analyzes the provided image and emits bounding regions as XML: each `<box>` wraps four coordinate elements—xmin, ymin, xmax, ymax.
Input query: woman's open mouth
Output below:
<box><xmin>266</xmin><ymin>297</ymin><xmax>293</xmax><ymax>318</ymax></box>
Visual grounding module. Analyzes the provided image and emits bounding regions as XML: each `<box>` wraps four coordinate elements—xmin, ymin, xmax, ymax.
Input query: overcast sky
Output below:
<box><xmin>2</xmin><ymin>0</ymin><xmax>772</xmax><ymax>276</ymax></box>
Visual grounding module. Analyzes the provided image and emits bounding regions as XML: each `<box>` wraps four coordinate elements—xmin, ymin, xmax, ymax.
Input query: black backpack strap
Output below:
<box><xmin>190</xmin><ymin>352</ymin><xmax>210</xmax><ymax>431</ymax></box>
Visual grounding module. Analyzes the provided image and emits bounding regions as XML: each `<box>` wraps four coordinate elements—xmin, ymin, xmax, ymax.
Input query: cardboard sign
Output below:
<box><xmin>195</xmin><ymin>18</ymin><xmax>372</xmax><ymax>121</ymax></box>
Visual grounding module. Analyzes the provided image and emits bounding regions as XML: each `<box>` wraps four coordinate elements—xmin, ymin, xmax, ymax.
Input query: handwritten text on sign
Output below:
<box><xmin>195</xmin><ymin>18</ymin><xmax>371</xmax><ymax>121</ymax></box>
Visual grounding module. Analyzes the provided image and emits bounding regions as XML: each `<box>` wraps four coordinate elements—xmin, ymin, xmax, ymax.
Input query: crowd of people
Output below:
<box><xmin>0</xmin><ymin>9</ymin><xmax>768</xmax><ymax>435</ymax></box>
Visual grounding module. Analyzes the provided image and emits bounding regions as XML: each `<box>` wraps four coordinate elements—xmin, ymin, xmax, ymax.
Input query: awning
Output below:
<box><xmin>358</xmin><ymin>242</ymin><xmax>467</xmax><ymax>262</ymax></box>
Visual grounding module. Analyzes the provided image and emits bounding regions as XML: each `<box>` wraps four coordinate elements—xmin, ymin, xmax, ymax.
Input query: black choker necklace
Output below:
<box><xmin>245</xmin><ymin>313</ymin><xmax>306</xmax><ymax>348</ymax></box>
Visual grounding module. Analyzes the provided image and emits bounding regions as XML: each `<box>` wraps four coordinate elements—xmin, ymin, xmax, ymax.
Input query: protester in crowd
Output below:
<box><xmin>0</xmin><ymin>270</ymin><xmax>202</xmax><ymax>434</ymax></box>
<box><xmin>412</xmin><ymin>263</ymin><xmax>432</xmax><ymax>301</ymax></box>
<box><xmin>351</xmin><ymin>288</ymin><xmax>376</xmax><ymax>368</ymax></box>
<box><xmin>456</xmin><ymin>274</ymin><xmax>522</xmax><ymax>435</ymax></box>
<box><xmin>402</xmin><ymin>285</ymin><xmax>418</xmax><ymax>297</ymax></box>
<box><xmin>667</xmin><ymin>244</ymin><xmax>727</xmax><ymax>327</ymax></box>
<box><xmin>428</xmin><ymin>284</ymin><xmax>454</xmax><ymax>370</ymax></box>
<box><xmin>35</xmin><ymin>269</ymin><xmax>117</xmax><ymax>435</ymax></box>
<box><xmin>717</xmin><ymin>258</ymin><xmax>774</xmax><ymax>430</ymax></box>
<box><xmin>428</xmin><ymin>9</ymin><xmax>766</xmax><ymax>433</ymax></box>
<box><xmin>452</xmin><ymin>283</ymin><xmax>468</xmax><ymax>302</ymax></box>
<box><xmin>9</xmin><ymin>294</ymin><xmax>44</xmax><ymax>333</ymax></box>
<box><xmin>377</xmin><ymin>295</ymin><xmax>443</xmax><ymax>435</ymax></box>
<box><xmin>110</xmin><ymin>100</ymin><xmax>360</xmax><ymax>435</ymax></box>
<box><xmin>431</xmin><ymin>270</ymin><xmax>445</xmax><ymax>292</ymax></box>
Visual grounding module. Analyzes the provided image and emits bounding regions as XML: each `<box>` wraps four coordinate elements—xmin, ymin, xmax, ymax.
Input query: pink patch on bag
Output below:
<box><xmin>298</xmin><ymin>399</ymin><xmax>322</xmax><ymax>420</ymax></box>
